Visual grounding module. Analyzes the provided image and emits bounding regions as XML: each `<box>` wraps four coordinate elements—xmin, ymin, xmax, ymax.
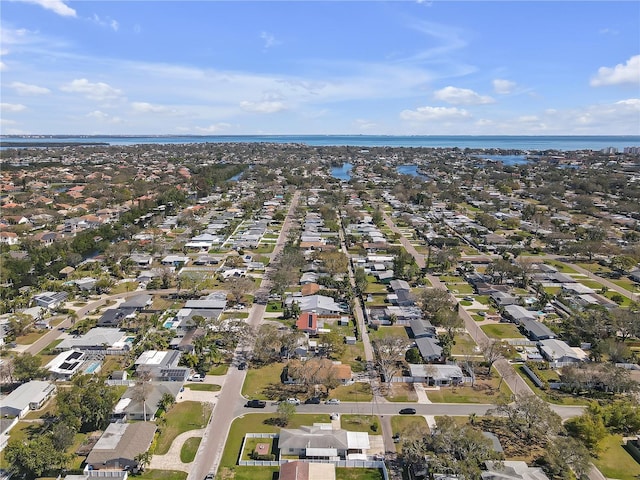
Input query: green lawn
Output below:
<box><xmin>241</xmin><ymin>437</ymin><xmax>275</xmax><ymax>461</ymax></box>
<box><xmin>336</xmin><ymin>468</ymin><xmax>385</xmax><ymax>480</ymax></box>
<box><xmin>576</xmin><ymin>262</ymin><xmax>611</xmax><ymax>274</ymax></box>
<box><xmin>341</xmin><ymin>415</ymin><xmax>380</xmax><ymax>434</ymax></box>
<box><xmin>447</xmin><ymin>284</ymin><xmax>474</xmax><ymax>294</ymax></box>
<box><xmin>15</xmin><ymin>330</ymin><xmax>47</xmax><ymax>345</ymax></box>
<box><xmin>186</xmin><ymin>383</ymin><xmax>221</xmax><ymax>392</ymax></box>
<box><xmin>480</xmin><ymin>323</ymin><xmax>524</xmax><ymax>339</ymax></box>
<box><xmin>340</xmin><ymin>342</ymin><xmax>367</xmax><ymax>373</ymax></box>
<box><xmin>332</xmin><ymin>382</ymin><xmax>373</xmax><ymax>402</ymax></box>
<box><xmin>390</xmin><ymin>415</ymin><xmax>429</xmax><ymax>452</ymax></box>
<box><xmin>207</xmin><ymin>364</ymin><xmax>229</xmax><ymax>375</ymax></box>
<box><xmin>440</xmin><ymin>275</ymin><xmax>465</xmax><ymax>283</ymax></box>
<box><xmin>451</xmin><ymin>332</ymin><xmax>479</xmax><ymax>356</ymax></box>
<box><xmin>611</xmin><ymin>278</ymin><xmax>638</xmax><ymax>291</ymax></box>
<box><xmin>368</xmin><ymin>326</ymin><xmax>409</xmax><ymax>340</ymax></box>
<box><xmin>139</xmin><ymin>470</ymin><xmax>187</xmax><ymax>480</ymax></box>
<box><xmin>592</xmin><ymin>435</ymin><xmax>640</xmax><ymax>480</ymax></box>
<box><xmin>241</xmin><ymin>362</ymin><xmax>285</xmax><ymax>400</ymax></box>
<box><xmin>180</xmin><ymin>436</ymin><xmax>201</xmax><ymax>463</ymax></box>
<box><xmin>576</xmin><ymin>279</ymin><xmax>605</xmax><ymax>289</ymax></box>
<box><xmin>155</xmin><ymin>401</ymin><xmax>211</xmax><ymax>455</ymax></box>
<box><xmin>426</xmin><ymin>372</ymin><xmax>512</xmax><ymax>403</ymax></box>
<box><xmin>603</xmin><ymin>290</ymin><xmax>633</xmax><ymax>307</ymax></box>
<box><xmin>40</xmin><ymin>338</ymin><xmax>63</xmax><ymax>354</ymax></box>
<box><xmin>544</xmin><ymin>260</ymin><xmax>578</xmax><ymax>274</ymax></box>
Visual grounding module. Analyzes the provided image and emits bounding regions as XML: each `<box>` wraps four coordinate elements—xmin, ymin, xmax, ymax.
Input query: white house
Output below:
<box><xmin>0</xmin><ymin>380</ymin><xmax>56</xmax><ymax>418</ymax></box>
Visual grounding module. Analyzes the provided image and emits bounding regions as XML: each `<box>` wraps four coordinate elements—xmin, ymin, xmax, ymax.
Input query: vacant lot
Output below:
<box><xmin>481</xmin><ymin>323</ymin><xmax>524</xmax><ymax>339</ymax></box>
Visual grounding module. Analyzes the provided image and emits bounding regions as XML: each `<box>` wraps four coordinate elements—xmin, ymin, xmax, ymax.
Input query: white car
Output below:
<box><xmin>325</xmin><ymin>398</ymin><xmax>340</xmax><ymax>405</ymax></box>
<box><xmin>189</xmin><ymin>373</ymin><xmax>205</xmax><ymax>382</ymax></box>
<box><xmin>285</xmin><ymin>398</ymin><xmax>300</xmax><ymax>405</ymax></box>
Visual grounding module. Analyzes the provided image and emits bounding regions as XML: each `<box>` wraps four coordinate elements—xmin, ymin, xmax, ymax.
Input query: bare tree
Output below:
<box><xmin>479</xmin><ymin>338</ymin><xmax>506</xmax><ymax>375</ymax></box>
<box><xmin>373</xmin><ymin>336</ymin><xmax>411</xmax><ymax>388</ymax></box>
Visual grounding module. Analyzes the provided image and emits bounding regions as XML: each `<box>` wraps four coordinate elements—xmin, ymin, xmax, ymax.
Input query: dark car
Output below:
<box><xmin>399</xmin><ymin>408</ymin><xmax>416</xmax><ymax>415</ymax></box>
<box><xmin>245</xmin><ymin>399</ymin><xmax>266</xmax><ymax>408</ymax></box>
<box><xmin>305</xmin><ymin>397</ymin><xmax>321</xmax><ymax>404</ymax></box>
<box><xmin>238</xmin><ymin>362</ymin><xmax>247</xmax><ymax>370</ymax></box>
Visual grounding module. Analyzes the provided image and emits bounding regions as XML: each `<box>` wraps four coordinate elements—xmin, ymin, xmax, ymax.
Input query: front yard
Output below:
<box><xmin>592</xmin><ymin>435</ymin><xmax>640</xmax><ymax>480</ymax></box>
<box><xmin>155</xmin><ymin>401</ymin><xmax>212</xmax><ymax>455</ymax></box>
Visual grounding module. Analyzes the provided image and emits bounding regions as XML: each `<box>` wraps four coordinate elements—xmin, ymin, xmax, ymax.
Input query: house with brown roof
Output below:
<box><xmin>85</xmin><ymin>422</ymin><xmax>156</xmax><ymax>471</ymax></box>
<box><xmin>279</xmin><ymin>461</ymin><xmax>336</xmax><ymax>480</ymax></box>
<box><xmin>296</xmin><ymin>312</ymin><xmax>320</xmax><ymax>335</ymax></box>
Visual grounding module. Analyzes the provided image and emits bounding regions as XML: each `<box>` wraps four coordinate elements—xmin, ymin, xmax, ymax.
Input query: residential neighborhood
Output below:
<box><xmin>0</xmin><ymin>141</ymin><xmax>639</xmax><ymax>480</ymax></box>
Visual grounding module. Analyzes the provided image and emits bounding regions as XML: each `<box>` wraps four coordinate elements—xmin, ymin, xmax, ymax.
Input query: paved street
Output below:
<box><xmin>187</xmin><ymin>190</ymin><xmax>301</xmax><ymax>480</ymax></box>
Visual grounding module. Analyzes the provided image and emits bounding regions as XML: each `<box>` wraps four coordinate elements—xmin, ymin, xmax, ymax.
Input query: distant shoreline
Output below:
<box><xmin>0</xmin><ymin>141</ymin><xmax>110</xmax><ymax>147</ymax></box>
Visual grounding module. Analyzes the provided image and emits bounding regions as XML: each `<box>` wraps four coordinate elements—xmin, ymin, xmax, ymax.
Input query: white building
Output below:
<box><xmin>0</xmin><ymin>380</ymin><xmax>56</xmax><ymax>418</ymax></box>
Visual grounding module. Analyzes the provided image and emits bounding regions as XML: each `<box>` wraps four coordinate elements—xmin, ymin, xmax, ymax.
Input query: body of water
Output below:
<box><xmin>396</xmin><ymin>164</ymin><xmax>428</xmax><ymax>177</ymax></box>
<box><xmin>330</xmin><ymin>163</ymin><xmax>353</xmax><ymax>180</ymax></box>
<box><xmin>2</xmin><ymin>135</ymin><xmax>639</xmax><ymax>151</ymax></box>
<box><xmin>476</xmin><ymin>154</ymin><xmax>529</xmax><ymax>165</ymax></box>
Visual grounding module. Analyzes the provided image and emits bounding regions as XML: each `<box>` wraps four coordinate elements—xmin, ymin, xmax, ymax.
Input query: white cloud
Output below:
<box><xmin>60</xmin><ymin>78</ymin><xmax>122</xmax><ymax>100</ymax></box>
<box><xmin>355</xmin><ymin>119</ymin><xmax>377</xmax><ymax>131</ymax></box>
<box><xmin>10</xmin><ymin>81</ymin><xmax>51</xmax><ymax>95</ymax></box>
<box><xmin>16</xmin><ymin>0</ymin><xmax>76</xmax><ymax>17</ymax></box>
<box><xmin>86</xmin><ymin>110</ymin><xmax>122</xmax><ymax>124</ymax></box>
<box><xmin>86</xmin><ymin>110</ymin><xmax>109</xmax><ymax>119</ymax></box>
<box><xmin>1</xmin><ymin>103</ymin><xmax>27</xmax><ymax>112</ymax></box>
<box><xmin>131</xmin><ymin>102</ymin><xmax>169</xmax><ymax>113</ymax></box>
<box><xmin>433</xmin><ymin>86</ymin><xmax>494</xmax><ymax>105</ymax></box>
<box><xmin>400</xmin><ymin>105</ymin><xmax>470</xmax><ymax>121</ymax></box>
<box><xmin>493</xmin><ymin>79</ymin><xmax>516</xmax><ymax>95</ymax></box>
<box><xmin>260</xmin><ymin>31</ymin><xmax>281</xmax><ymax>50</ymax></box>
<box><xmin>240</xmin><ymin>100</ymin><xmax>286</xmax><ymax>113</ymax></box>
<box><xmin>195</xmin><ymin>123</ymin><xmax>231</xmax><ymax>133</ymax></box>
<box><xmin>590</xmin><ymin>55</ymin><xmax>640</xmax><ymax>86</ymax></box>
<box><xmin>91</xmin><ymin>14</ymin><xmax>119</xmax><ymax>32</ymax></box>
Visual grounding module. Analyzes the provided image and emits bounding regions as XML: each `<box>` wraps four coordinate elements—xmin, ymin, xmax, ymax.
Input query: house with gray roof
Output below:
<box><xmin>490</xmin><ymin>291</ymin><xmax>519</xmax><ymax>307</ymax></box>
<box><xmin>538</xmin><ymin>339</ymin><xmax>586</xmax><ymax>364</ymax></box>
<box><xmin>120</xmin><ymin>294</ymin><xmax>153</xmax><ymax>310</ymax></box>
<box><xmin>33</xmin><ymin>291</ymin><xmax>68</xmax><ymax>310</ymax></box>
<box><xmin>409</xmin><ymin>364</ymin><xmax>464</xmax><ymax>386</ymax></box>
<box><xmin>409</xmin><ymin>318</ymin><xmax>436</xmax><ymax>339</ymax></box>
<box><xmin>0</xmin><ymin>380</ymin><xmax>56</xmax><ymax>418</ymax></box>
<box><xmin>85</xmin><ymin>422</ymin><xmax>156</xmax><ymax>471</ymax></box>
<box><xmin>56</xmin><ymin>327</ymin><xmax>130</xmax><ymax>353</ymax></box>
<box><xmin>112</xmin><ymin>382</ymin><xmax>182</xmax><ymax>421</ymax></box>
<box><xmin>134</xmin><ymin>350</ymin><xmax>188</xmax><ymax>382</ymax></box>
<box><xmin>521</xmin><ymin>320</ymin><xmax>556</xmax><ymax>341</ymax></box>
<box><xmin>503</xmin><ymin>305</ymin><xmax>537</xmax><ymax>324</ymax></box>
<box><xmin>482</xmin><ymin>461</ymin><xmax>549</xmax><ymax>480</ymax></box>
<box><xmin>278</xmin><ymin>424</ymin><xmax>370</xmax><ymax>460</ymax></box>
<box><xmin>286</xmin><ymin>295</ymin><xmax>345</xmax><ymax>315</ymax></box>
<box><xmin>414</xmin><ymin>337</ymin><xmax>443</xmax><ymax>362</ymax></box>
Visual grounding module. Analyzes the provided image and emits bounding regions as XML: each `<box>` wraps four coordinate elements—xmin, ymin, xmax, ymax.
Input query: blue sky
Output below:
<box><xmin>1</xmin><ymin>0</ymin><xmax>639</xmax><ymax>135</ymax></box>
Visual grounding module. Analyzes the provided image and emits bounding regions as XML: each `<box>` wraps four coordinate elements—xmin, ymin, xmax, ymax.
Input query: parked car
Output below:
<box><xmin>305</xmin><ymin>397</ymin><xmax>321</xmax><ymax>404</ymax></box>
<box><xmin>238</xmin><ymin>362</ymin><xmax>247</xmax><ymax>370</ymax></box>
<box><xmin>399</xmin><ymin>408</ymin><xmax>416</xmax><ymax>415</ymax></box>
<box><xmin>189</xmin><ymin>373</ymin><xmax>205</xmax><ymax>382</ymax></box>
<box><xmin>245</xmin><ymin>400</ymin><xmax>266</xmax><ymax>408</ymax></box>
<box><xmin>325</xmin><ymin>398</ymin><xmax>340</xmax><ymax>405</ymax></box>
<box><xmin>285</xmin><ymin>398</ymin><xmax>301</xmax><ymax>405</ymax></box>
<box><xmin>392</xmin><ymin>433</ymin><xmax>401</xmax><ymax>443</ymax></box>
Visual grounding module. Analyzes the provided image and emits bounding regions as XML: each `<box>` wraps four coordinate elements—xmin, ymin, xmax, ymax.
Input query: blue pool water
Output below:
<box><xmin>163</xmin><ymin>321</ymin><xmax>174</xmax><ymax>328</ymax></box>
<box><xmin>85</xmin><ymin>362</ymin><xmax>101</xmax><ymax>374</ymax></box>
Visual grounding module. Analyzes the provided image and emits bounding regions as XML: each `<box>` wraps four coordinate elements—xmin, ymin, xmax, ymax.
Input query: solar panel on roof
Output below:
<box><xmin>69</xmin><ymin>351</ymin><xmax>82</xmax><ymax>359</ymax></box>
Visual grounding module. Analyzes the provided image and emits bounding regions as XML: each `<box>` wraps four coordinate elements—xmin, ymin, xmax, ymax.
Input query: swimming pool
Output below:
<box><xmin>163</xmin><ymin>321</ymin><xmax>175</xmax><ymax>329</ymax></box>
<box><xmin>85</xmin><ymin>361</ymin><xmax>101</xmax><ymax>374</ymax></box>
